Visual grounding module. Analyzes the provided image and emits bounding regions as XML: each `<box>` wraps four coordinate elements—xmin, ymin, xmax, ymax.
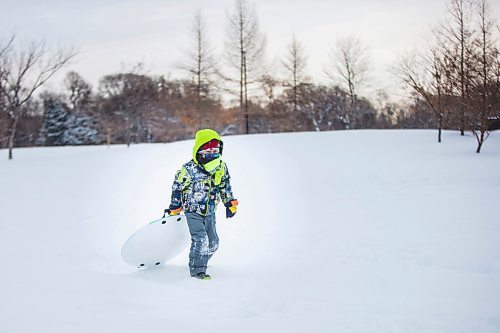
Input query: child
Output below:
<box><xmin>166</xmin><ymin>129</ymin><xmax>238</xmax><ymax>280</ymax></box>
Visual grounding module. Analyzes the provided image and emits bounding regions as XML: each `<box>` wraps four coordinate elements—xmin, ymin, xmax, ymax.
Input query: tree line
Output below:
<box><xmin>1</xmin><ymin>0</ymin><xmax>498</xmax><ymax>160</ymax></box>
<box><xmin>397</xmin><ymin>0</ymin><xmax>499</xmax><ymax>153</ymax></box>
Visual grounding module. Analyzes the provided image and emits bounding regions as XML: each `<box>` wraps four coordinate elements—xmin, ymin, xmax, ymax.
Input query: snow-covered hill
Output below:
<box><xmin>1</xmin><ymin>130</ymin><xmax>500</xmax><ymax>333</ymax></box>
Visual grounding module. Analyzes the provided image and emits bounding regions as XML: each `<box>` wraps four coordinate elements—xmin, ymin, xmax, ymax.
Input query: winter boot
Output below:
<box><xmin>193</xmin><ymin>272</ymin><xmax>211</xmax><ymax>280</ymax></box>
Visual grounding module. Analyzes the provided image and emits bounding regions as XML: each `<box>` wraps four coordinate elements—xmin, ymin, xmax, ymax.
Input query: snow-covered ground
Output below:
<box><xmin>1</xmin><ymin>130</ymin><xmax>500</xmax><ymax>333</ymax></box>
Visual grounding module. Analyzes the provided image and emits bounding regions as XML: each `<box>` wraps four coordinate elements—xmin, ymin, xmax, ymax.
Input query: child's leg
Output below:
<box><xmin>204</xmin><ymin>213</ymin><xmax>219</xmax><ymax>260</ymax></box>
<box><xmin>185</xmin><ymin>212</ymin><xmax>210</xmax><ymax>276</ymax></box>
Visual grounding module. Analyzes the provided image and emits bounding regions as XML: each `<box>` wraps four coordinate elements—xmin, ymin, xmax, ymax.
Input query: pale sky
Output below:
<box><xmin>1</xmin><ymin>0</ymin><xmax>498</xmax><ymax>102</ymax></box>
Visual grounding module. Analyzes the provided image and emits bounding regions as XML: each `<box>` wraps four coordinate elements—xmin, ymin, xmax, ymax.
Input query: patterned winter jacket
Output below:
<box><xmin>169</xmin><ymin>159</ymin><xmax>234</xmax><ymax>216</ymax></box>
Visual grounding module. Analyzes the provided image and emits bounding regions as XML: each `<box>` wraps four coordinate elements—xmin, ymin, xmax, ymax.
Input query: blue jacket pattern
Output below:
<box><xmin>169</xmin><ymin>160</ymin><xmax>234</xmax><ymax>216</ymax></box>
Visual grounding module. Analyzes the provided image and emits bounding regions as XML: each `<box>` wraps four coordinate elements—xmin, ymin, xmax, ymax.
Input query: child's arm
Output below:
<box><xmin>220</xmin><ymin>163</ymin><xmax>238</xmax><ymax>218</ymax></box>
<box><xmin>168</xmin><ymin>167</ymin><xmax>189</xmax><ymax>214</ymax></box>
<box><xmin>219</xmin><ymin>163</ymin><xmax>234</xmax><ymax>203</ymax></box>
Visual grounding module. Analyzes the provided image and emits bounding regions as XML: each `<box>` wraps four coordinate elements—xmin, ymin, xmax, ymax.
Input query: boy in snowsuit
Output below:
<box><xmin>166</xmin><ymin>129</ymin><xmax>238</xmax><ymax>280</ymax></box>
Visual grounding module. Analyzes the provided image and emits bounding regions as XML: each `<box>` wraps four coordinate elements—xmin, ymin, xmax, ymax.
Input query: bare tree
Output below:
<box><xmin>467</xmin><ymin>0</ymin><xmax>499</xmax><ymax>153</ymax></box>
<box><xmin>397</xmin><ymin>45</ymin><xmax>454</xmax><ymax>143</ymax></box>
<box><xmin>0</xmin><ymin>36</ymin><xmax>14</xmax><ymax>148</ymax></box>
<box><xmin>299</xmin><ymin>84</ymin><xmax>347</xmax><ymax>132</ymax></box>
<box><xmin>326</xmin><ymin>35</ymin><xmax>370</xmax><ymax>128</ymax></box>
<box><xmin>64</xmin><ymin>71</ymin><xmax>92</xmax><ymax>111</ymax></box>
<box><xmin>260</xmin><ymin>73</ymin><xmax>279</xmax><ymax>110</ymax></box>
<box><xmin>181</xmin><ymin>11</ymin><xmax>218</xmax><ymax>115</ymax></box>
<box><xmin>98</xmin><ymin>67</ymin><xmax>157</xmax><ymax>147</ymax></box>
<box><xmin>439</xmin><ymin>0</ymin><xmax>475</xmax><ymax>135</ymax></box>
<box><xmin>0</xmin><ymin>37</ymin><xmax>13</xmax><ymax>83</ymax></box>
<box><xmin>0</xmin><ymin>36</ymin><xmax>75</xmax><ymax>160</ymax></box>
<box><xmin>282</xmin><ymin>34</ymin><xmax>308</xmax><ymax>113</ymax></box>
<box><xmin>225</xmin><ymin>0</ymin><xmax>266</xmax><ymax>134</ymax></box>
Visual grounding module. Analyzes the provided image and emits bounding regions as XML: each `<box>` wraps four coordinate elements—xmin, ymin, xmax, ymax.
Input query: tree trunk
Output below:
<box><xmin>460</xmin><ymin>111</ymin><xmax>465</xmax><ymax>136</ymax></box>
<box><xmin>476</xmin><ymin>131</ymin><xmax>484</xmax><ymax>154</ymax></box>
<box><xmin>438</xmin><ymin>117</ymin><xmax>442</xmax><ymax>143</ymax></box>
<box><xmin>107</xmin><ymin>127</ymin><xmax>111</xmax><ymax>147</ymax></box>
<box><xmin>8</xmin><ymin>134</ymin><xmax>14</xmax><ymax>160</ymax></box>
<box><xmin>7</xmin><ymin>115</ymin><xmax>19</xmax><ymax>160</ymax></box>
<box><xmin>126</xmin><ymin>117</ymin><xmax>131</xmax><ymax>148</ymax></box>
<box><xmin>243</xmin><ymin>54</ymin><xmax>249</xmax><ymax>135</ymax></box>
<box><xmin>311</xmin><ymin>118</ymin><xmax>320</xmax><ymax>132</ymax></box>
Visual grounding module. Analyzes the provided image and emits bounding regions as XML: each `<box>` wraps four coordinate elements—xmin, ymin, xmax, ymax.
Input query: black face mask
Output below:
<box><xmin>197</xmin><ymin>152</ymin><xmax>219</xmax><ymax>165</ymax></box>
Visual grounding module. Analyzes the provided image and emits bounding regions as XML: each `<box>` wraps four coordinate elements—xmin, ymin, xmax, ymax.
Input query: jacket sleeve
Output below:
<box><xmin>219</xmin><ymin>163</ymin><xmax>235</xmax><ymax>205</ymax></box>
<box><xmin>169</xmin><ymin>166</ymin><xmax>189</xmax><ymax>210</ymax></box>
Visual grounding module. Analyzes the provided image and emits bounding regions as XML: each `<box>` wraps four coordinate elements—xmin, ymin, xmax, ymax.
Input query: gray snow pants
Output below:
<box><xmin>185</xmin><ymin>212</ymin><xmax>219</xmax><ymax>276</ymax></box>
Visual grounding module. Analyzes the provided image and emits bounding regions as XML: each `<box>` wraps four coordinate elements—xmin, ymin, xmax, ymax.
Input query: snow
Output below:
<box><xmin>1</xmin><ymin>130</ymin><xmax>500</xmax><ymax>333</ymax></box>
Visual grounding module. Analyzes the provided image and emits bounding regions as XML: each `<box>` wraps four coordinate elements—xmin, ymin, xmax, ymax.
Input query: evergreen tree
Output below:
<box><xmin>39</xmin><ymin>94</ymin><xmax>68</xmax><ymax>146</ymax></box>
<box><xmin>63</xmin><ymin>112</ymin><xmax>102</xmax><ymax>145</ymax></box>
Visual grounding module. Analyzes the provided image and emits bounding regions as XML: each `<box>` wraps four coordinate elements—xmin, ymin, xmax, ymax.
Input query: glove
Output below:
<box><xmin>225</xmin><ymin>200</ymin><xmax>238</xmax><ymax>218</ymax></box>
<box><xmin>165</xmin><ymin>207</ymin><xmax>182</xmax><ymax>216</ymax></box>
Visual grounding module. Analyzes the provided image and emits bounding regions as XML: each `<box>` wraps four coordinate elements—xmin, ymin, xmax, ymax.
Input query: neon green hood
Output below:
<box><xmin>192</xmin><ymin>129</ymin><xmax>222</xmax><ymax>172</ymax></box>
